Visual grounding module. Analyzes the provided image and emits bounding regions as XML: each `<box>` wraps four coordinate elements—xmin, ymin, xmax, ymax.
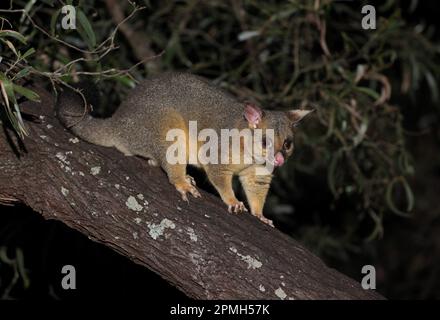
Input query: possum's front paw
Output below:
<box><xmin>258</xmin><ymin>216</ymin><xmax>274</xmax><ymax>228</ymax></box>
<box><xmin>226</xmin><ymin>201</ymin><xmax>248</xmax><ymax>214</ymax></box>
<box><xmin>174</xmin><ymin>175</ymin><xmax>201</xmax><ymax>202</ymax></box>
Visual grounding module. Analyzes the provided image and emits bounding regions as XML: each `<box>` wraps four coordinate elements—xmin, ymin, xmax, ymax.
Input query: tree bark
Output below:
<box><xmin>0</xmin><ymin>88</ymin><xmax>384</xmax><ymax>300</ymax></box>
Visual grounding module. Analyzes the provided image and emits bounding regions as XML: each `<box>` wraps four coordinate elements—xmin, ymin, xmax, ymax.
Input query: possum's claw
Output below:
<box><xmin>259</xmin><ymin>216</ymin><xmax>274</xmax><ymax>227</ymax></box>
<box><xmin>174</xmin><ymin>175</ymin><xmax>201</xmax><ymax>202</ymax></box>
<box><xmin>227</xmin><ymin>201</ymin><xmax>248</xmax><ymax>214</ymax></box>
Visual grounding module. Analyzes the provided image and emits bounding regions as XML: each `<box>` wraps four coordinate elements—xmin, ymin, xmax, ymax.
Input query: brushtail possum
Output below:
<box><xmin>56</xmin><ymin>72</ymin><xmax>312</xmax><ymax>226</ymax></box>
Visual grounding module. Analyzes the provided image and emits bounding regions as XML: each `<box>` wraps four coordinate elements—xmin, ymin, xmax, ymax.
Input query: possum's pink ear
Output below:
<box><xmin>243</xmin><ymin>103</ymin><xmax>264</xmax><ymax>127</ymax></box>
<box><xmin>287</xmin><ymin>109</ymin><xmax>314</xmax><ymax>127</ymax></box>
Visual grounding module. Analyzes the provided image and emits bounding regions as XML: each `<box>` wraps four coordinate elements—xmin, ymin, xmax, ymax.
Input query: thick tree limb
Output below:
<box><xmin>0</xmin><ymin>89</ymin><xmax>383</xmax><ymax>300</ymax></box>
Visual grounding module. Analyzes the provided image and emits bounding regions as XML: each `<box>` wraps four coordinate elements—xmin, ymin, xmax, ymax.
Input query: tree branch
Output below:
<box><xmin>0</xmin><ymin>88</ymin><xmax>383</xmax><ymax>300</ymax></box>
<box><xmin>104</xmin><ymin>0</ymin><xmax>161</xmax><ymax>74</ymax></box>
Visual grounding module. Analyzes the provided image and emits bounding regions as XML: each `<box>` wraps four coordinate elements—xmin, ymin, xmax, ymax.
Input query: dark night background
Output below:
<box><xmin>0</xmin><ymin>0</ymin><xmax>439</xmax><ymax>300</ymax></box>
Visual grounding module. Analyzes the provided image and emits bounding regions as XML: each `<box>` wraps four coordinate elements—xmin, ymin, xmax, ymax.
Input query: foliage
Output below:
<box><xmin>0</xmin><ymin>246</ymin><xmax>29</xmax><ymax>298</ymax></box>
<box><xmin>0</xmin><ymin>25</ymin><xmax>40</xmax><ymax>137</ymax></box>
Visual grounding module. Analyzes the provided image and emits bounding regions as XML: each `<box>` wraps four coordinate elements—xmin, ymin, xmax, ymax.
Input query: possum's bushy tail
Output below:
<box><xmin>56</xmin><ymin>85</ymin><xmax>114</xmax><ymax>147</ymax></box>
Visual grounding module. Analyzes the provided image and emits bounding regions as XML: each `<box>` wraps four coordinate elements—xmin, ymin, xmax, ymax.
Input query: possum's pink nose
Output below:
<box><xmin>274</xmin><ymin>152</ymin><xmax>285</xmax><ymax>167</ymax></box>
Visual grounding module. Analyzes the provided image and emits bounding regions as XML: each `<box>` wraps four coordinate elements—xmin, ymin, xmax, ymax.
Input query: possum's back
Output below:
<box><xmin>112</xmin><ymin>72</ymin><xmax>244</xmax><ymax>131</ymax></box>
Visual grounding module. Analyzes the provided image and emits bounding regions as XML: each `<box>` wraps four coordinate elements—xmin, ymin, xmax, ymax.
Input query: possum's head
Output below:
<box><xmin>242</xmin><ymin>102</ymin><xmax>313</xmax><ymax>167</ymax></box>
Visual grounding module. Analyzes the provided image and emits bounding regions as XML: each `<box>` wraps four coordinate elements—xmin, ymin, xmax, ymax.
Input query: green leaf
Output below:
<box><xmin>0</xmin><ymin>30</ymin><xmax>27</xmax><ymax>44</ymax></box>
<box><xmin>425</xmin><ymin>70</ymin><xmax>439</xmax><ymax>103</ymax></box>
<box><xmin>13</xmin><ymin>84</ymin><xmax>40</xmax><ymax>102</ymax></box>
<box><xmin>76</xmin><ymin>9</ymin><xmax>96</xmax><ymax>48</ymax></box>
<box><xmin>0</xmin><ymin>247</ymin><xmax>14</xmax><ymax>265</ymax></box>
<box><xmin>355</xmin><ymin>86</ymin><xmax>380</xmax><ymax>100</ymax></box>
<box><xmin>114</xmin><ymin>75</ymin><xmax>136</xmax><ymax>88</ymax></box>
<box><xmin>14</xmin><ymin>67</ymin><xmax>31</xmax><ymax>79</ymax></box>
<box><xmin>21</xmin><ymin>0</ymin><xmax>37</xmax><ymax>24</ymax></box>
<box><xmin>353</xmin><ymin>119</ymin><xmax>368</xmax><ymax>146</ymax></box>
<box><xmin>328</xmin><ymin>149</ymin><xmax>344</xmax><ymax>197</ymax></box>
<box><xmin>15</xmin><ymin>248</ymin><xmax>30</xmax><ymax>289</ymax></box>
<box><xmin>398</xmin><ymin>153</ymin><xmax>415</xmax><ymax>176</ymax></box>
<box><xmin>0</xmin><ymin>74</ymin><xmax>27</xmax><ymax>137</ymax></box>
<box><xmin>0</xmin><ymin>39</ymin><xmax>18</xmax><ymax>56</ymax></box>
<box><xmin>366</xmin><ymin>210</ymin><xmax>384</xmax><ymax>241</ymax></box>
<box><xmin>21</xmin><ymin>47</ymin><xmax>35</xmax><ymax>60</ymax></box>
<box><xmin>50</xmin><ymin>8</ymin><xmax>61</xmax><ymax>35</ymax></box>
<box><xmin>385</xmin><ymin>176</ymin><xmax>414</xmax><ymax>217</ymax></box>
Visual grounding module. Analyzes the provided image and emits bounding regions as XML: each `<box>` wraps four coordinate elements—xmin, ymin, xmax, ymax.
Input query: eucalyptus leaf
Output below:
<box><xmin>76</xmin><ymin>9</ymin><xmax>96</xmax><ymax>48</ymax></box>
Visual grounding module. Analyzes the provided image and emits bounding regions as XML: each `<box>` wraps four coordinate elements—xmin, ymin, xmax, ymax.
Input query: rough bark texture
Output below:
<box><xmin>0</xmin><ymin>88</ymin><xmax>383</xmax><ymax>300</ymax></box>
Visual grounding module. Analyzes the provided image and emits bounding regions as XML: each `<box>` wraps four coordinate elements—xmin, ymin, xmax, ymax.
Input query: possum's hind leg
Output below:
<box><xmin>113</xmin><ymin>109</ymin><xmax>201</xmax><ymax>201</ymax></box>
<box><xmin>153</xmin><ymin>110</ymin><xmax>201</xmax><ymax>201</ymax></box>
<box><xmin>165</xmin><ymin>163</ymin><xmax>201</xmax><ymax>202</ymax></box>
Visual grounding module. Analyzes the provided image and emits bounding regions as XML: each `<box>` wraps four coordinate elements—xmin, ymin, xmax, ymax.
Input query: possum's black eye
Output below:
<box><xmin>283</xmin><ymin>138</ymin><xmax>293</xmax><ymax>150</ymax></box>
